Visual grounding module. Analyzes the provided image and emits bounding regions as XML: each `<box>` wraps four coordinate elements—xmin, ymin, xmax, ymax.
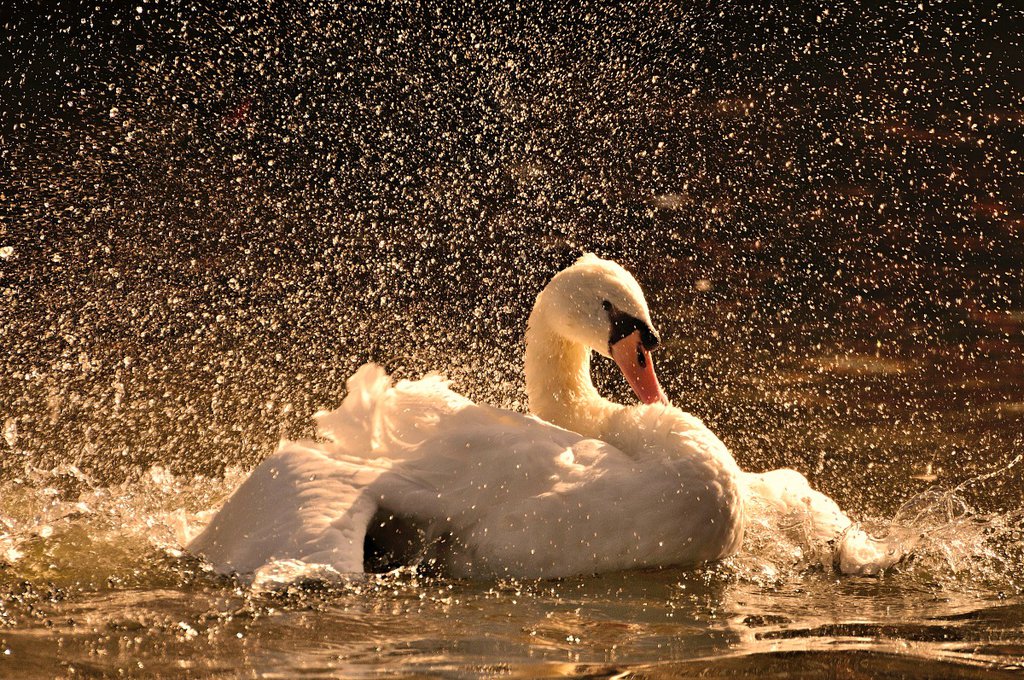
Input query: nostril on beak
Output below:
<box><xmin>636</xmin><ymin>342</ymin><xmax>647</xmax><ymax>368</ymax></box>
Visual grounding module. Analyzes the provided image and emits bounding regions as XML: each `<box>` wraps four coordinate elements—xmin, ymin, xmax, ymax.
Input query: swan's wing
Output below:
<box><xmin>188</xmin><ymin>364</ymin><xmax>484</xmax><ymax>576</ymax></box>
<box><xmin>368</xmin><ymin>408</ymin><xmax>623</xmax><ymax>577</ymax></box>
<box><xmin>313</xmin><ymin>362</ymin><xmax>473</xmax><ymax>459</ymax></box>
<box><xmin>190</xmin><ymin>402</ymin><xmax>589</xmax><ymax>577</ymax></box>
<box><xmin>188</xmin><ymin>441</ymin><xmax>388</xmax><ymax>574</ymax></box>
<box><xmin>372</xmin><ymin>403</ymin><xmax>745</xmax><ymax>578</ymax></box>
<box><xmin>372</xmin><ymin>403</ymin><xmax>589</xmax><ymax>517</ymax></box>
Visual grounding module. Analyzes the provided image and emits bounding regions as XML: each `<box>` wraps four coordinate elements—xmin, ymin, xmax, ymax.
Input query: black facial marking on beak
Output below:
<box><xmin>605</xmin><ymin>303</ymin><xmax>660</xmax><ymax>351</ymax></box>
<box><xmin>638</xmin><ymin>324</ymin><xmax>660</xmax><ymax>350</ymax></box>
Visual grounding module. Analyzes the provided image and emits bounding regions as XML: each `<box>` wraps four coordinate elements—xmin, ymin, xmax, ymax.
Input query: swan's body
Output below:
<box><xmin>189</xmin><ymin>255</ymin><xmax>896</xmax><ymax>578</ymax></box>
<box><xmin>191</xmin><ymin>365</ymin><xmax>743</xmax><ymax>578</ymax></box>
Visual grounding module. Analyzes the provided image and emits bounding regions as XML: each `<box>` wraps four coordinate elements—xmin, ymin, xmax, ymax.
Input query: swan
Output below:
<box><xmin>188</xmin><ymin>255</ymin><xmax>894</xmax><ymax>579</ymax></box>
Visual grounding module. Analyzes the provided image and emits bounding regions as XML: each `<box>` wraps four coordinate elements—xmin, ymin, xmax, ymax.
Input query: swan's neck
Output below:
<box><xmin>525</xmin><ymin>314</ymin><xmax>620</xmax><ymax>438</ymax></box>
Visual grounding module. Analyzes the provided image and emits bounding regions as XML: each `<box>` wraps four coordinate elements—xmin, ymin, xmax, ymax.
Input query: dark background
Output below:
<box><xmin>2</xmin><ymin>1</ymin><xmax>1022</xmax><ymax>512</ymax></box>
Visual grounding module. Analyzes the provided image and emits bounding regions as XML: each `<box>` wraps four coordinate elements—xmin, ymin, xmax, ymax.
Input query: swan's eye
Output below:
<box><xmin>602</xmin><ymin>300</ymin><xmax>612</xmax><ymax>312</ymax></box>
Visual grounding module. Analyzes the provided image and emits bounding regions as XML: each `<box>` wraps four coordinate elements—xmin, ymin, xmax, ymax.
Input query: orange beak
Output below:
<box><xmin>610</xmin><ymin>330</ymin><xmax>669</xmax><ymax>405</ymax></box>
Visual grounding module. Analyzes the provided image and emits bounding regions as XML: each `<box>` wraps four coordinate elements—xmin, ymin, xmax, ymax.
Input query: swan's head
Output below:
<box><xmin>533</xmin><ymin>254</ymin><xmax>668</xmax><ymax>405</ymax></box>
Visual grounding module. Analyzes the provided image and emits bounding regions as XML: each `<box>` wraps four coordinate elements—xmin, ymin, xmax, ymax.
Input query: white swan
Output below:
<box><xmin>188</xmin><ymin>255</ymin><xmax>894</xmax><ymax>578</ymax></box>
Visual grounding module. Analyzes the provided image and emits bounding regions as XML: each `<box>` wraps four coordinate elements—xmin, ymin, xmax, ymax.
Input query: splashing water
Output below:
<box><xmin>0</xmin><ymin>464</ymin><xmax>237</xmax><ymax>587</ymax></box>
<box><xmin>1</xmin><ymin>454</ymin><xmax>1022</xmax><ymax>675</ymax></box>
<box><xmin>3</xmin><ymin>0</ymin><xmax>1023</xmax><ymax>675</ymax></box>
<box><xmin>734</xmin><ymin>452</ymin><xmax>1024</xmax><ymax>590</ymax></box>
<box><xmin>838</xmin><ymin>454</ymin><xmax>1024</xmax><ymax>588</ymax></box>
<box><xmin>1</xmin><ymin>451</ymin><xmax>1020</xmax><ymax>594</ymax></box>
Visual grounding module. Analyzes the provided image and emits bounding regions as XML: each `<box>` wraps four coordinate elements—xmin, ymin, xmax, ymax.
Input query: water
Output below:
<box><xmin>3</xmin><ymin>1</ymin><xmax>1023</xmax><ymax>676</ymax></box>
<box><xmin>0</xmin><ymin>358</ymin><xmax>1020</xmax><ymax>676</ymax></box>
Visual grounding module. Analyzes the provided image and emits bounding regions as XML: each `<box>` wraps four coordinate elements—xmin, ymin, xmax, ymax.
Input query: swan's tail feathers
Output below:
<box><xmin>314</xmin><ymin>363</ymin><xmax>393</xmax><ymax>454</ymax></box>
<box><xmin>314</xmin><ymin>363</ymin><xmax>473</xmax><ymax>460</ymax></box>
<box><xmin>742</xmin><ymin>469</ymin><xmax>921</xmax><ymax>576</ymax></box>
<box><xmin>188</xmin><ymin>442</ymin><xmax>387</xmax><ymax>575</ymax></box>
<box><xmin>743</xmin><ymin>469</ymin><xmax>853</xmax><ymax>543</ymax></box>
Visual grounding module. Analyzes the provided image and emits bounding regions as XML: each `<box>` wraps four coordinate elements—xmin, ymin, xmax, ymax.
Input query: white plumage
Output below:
<box><xmin>189</xmin><ymin>255</ymin><xmax>900</xmax><ymax>578</ymax></box>
<box><xmin>190</xmin><ymin>364</ymin><xmax>745</xmax><ymax>577</ymax></box>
